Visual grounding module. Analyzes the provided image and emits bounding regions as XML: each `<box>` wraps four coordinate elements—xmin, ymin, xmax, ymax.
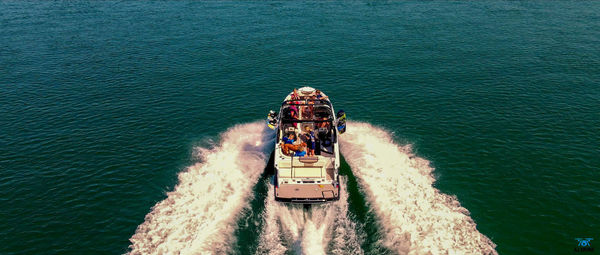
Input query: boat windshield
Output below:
<box><xmin>280</xmin><ymin>100</ymin><xmax>333</xmax><ymax>122</ymax></box>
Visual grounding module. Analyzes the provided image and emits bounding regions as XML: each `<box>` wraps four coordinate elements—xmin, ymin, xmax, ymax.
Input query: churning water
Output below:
<box><xmin>2</xmin><ymin>1</ymin><xmax>598</xmax><ymax>254</ymax></box>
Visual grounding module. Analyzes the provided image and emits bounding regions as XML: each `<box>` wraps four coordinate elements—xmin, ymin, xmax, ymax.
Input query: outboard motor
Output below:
<box><xmin>336</xmin><ymin>110</ymin><xmax>346</xmax><ymax>134</ymax></box>
<box><xmin>267</xmin><ymin>110</ymin><xmax>278</xmax><ymax>130</ymax></box>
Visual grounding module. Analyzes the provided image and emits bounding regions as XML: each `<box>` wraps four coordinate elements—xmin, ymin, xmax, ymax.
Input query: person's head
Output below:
<box><xmin>304</xmin><ymin>126</ymin><xmax>311</xmax><ymax>132</ymax></box>
<box><xmin>315</xmin><ymin>90</ymin><xmax>321</xmax><ymax>95</ymax></box>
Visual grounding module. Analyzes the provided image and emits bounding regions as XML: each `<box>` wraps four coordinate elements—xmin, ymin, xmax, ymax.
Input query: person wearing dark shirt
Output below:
<box><xmin>315</xmin><ymin>89</ymin><xmax>329</xmax><ymax>100</ymax></box>
<box><xmin>300</xmin><ymin>126</ymin><xmax>316</xmax><ymax>156</ymax></box>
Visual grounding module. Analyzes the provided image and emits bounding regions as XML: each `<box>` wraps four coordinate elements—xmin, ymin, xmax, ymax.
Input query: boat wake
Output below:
<box><xmin>127</xmin><ymin>121</ymin><xmax>497</xmax><ymax>255</ymax></box>
<box><xmin>339</xmin><ymin>122</ymin><xmax>498</xmax><ymax>255</ymax></box>
<box><xmin>256</xmin><ymin>177</ymin><xmax>363</xmax><ymax>255</ymax></box>
<box><xmin>128</xmin><ymin>122</ymin><xmax>274</xmax><ymax>255</ymax></box>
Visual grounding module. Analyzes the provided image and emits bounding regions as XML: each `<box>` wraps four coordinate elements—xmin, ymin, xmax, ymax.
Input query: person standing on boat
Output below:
<box><xmin>300</xmin><ymin>126</ymin><xmax>316</xmax><ymax>156</ymax></box>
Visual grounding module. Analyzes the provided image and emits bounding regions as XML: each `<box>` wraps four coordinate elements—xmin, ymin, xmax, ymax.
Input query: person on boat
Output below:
<box><xmin>317</xmin><ymin>117</ymin><xmax>330</xmax><ymax>129</ymax></box>
<box><xmin>315</xmin><ymin>89</ymin><xmax>328</xmax><ymax>100</ymax></box>
<box><xmin>301</xmin><ymin>105</ymin><xmax>313</xmax><ymax>120</ymax></box>
<box><xmin>290</xmin><ymin>106</ymin><xmax>299</xmax><ymax>119</ymax></box>
<box><xmin>281</xmin><ymin>133</ymin><xmax>306</xmax><ymax>156</ymax></box>
<box><xmin>300</xmin><ymin>126</ymin><xmax>316</xmax><ymax>156</ymax></box>
<box><xmin>288</xmin><ymin>106</ymin><xmax>299</xmax><ymax>128</ymax></box>
<box><xmin>291</xmin><ymin>88</ymin><xmax>300</xmax><ymax>100</ymax></box>
<box><xmin>316</xmin><ymin>118</ymin><xmax>332</xmax><ymax>146</ymax></box>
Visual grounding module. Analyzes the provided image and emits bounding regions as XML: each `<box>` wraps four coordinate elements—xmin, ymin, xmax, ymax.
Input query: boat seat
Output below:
<box><xmin>299</xmin><ymin>156</ymin><xmax>318</xmax><ymax>164</ymax></box>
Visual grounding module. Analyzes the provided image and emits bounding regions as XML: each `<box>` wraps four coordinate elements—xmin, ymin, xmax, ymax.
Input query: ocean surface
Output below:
<box><xmin>1</xmin><ymin>1</ymin><xmax>599</xmax><ymax>254</ymax></box>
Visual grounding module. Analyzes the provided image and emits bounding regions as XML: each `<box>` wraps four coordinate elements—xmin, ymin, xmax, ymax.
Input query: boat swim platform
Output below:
<box><xmin>275</xmin><ymin>183</ymin><xmax>339</xmax><ymax>203</ymax></box>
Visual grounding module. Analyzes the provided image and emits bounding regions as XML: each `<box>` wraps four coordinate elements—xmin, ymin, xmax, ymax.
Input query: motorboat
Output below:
<box><xmin>267</xmin><ymin>87</ymin><xmax>346</xmax><ymax>203</ymax></box>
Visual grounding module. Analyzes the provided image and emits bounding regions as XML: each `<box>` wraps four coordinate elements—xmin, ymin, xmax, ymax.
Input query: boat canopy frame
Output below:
<box><xmin>279</xmin><ymin>100</ymin><xmax>334</xmax><ymax>120</ymax></box>
<box><xmin>279</xmin><ymin>119</ymin><xmax>333</xmax><ymax>124</ymax></box>
<box><xmin>281</xmin><ymin>99</ymin><xmax>332</xmax><ymax>107</ymax></box>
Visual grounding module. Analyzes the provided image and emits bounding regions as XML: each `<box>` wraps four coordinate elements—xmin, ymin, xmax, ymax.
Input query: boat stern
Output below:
<box><xmin>274</xmin><ymin>178</ymin><xmax>340</xmax><ymax>204</ymax></box>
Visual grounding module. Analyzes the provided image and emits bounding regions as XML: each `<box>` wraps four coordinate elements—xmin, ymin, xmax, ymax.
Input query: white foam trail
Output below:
<box><xmin>128</xmin><ymin>122</ymin><xmax>274</xmax><ymax>255</ymax></box>
<box><xmin>339</xmin><ymin>122</ymin><xmax>497</xmax><ymax>255</ymax></box>
<box><xmin>256</xmin><ymin>177</ymin><xmax>363</xmax><ymax>255</ymax></box>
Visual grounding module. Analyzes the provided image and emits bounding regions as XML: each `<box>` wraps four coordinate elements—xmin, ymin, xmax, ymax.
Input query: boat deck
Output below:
<box><xmin>276</xmin><ymin>183</ymin><xmax>338</xmax><ymax>201</ymax></box>
<box><xmin>276</xmin><ymin>156</ymin><xmax>335</xmax><ymax>180</ymax></box>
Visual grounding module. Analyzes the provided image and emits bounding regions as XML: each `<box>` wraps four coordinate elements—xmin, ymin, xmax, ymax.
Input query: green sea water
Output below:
<box><xmin>1</xmin><ymin>1</ymin><xmax>599</xmax><ymax>254</ymax></box>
